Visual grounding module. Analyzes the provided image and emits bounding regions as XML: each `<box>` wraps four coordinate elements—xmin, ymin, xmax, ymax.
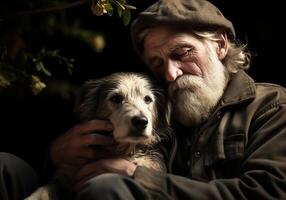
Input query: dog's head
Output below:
<box><xmin>76</xmin><ymin>72</ymin><xmax>171</xmax><ymax>147</ymax></box>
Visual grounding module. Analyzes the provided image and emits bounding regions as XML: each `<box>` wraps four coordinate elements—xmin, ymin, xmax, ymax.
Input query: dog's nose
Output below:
<box><xmin>132</xmin><ymin>116</ymin><xmax>148</xmax><ymax>131</ymax></box>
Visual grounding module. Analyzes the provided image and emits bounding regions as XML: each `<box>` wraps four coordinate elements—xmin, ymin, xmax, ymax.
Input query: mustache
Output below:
<box><xmin>168</xmin><ymin>75</ymin><xmax>203</xmax><ymax>95</ymax></box>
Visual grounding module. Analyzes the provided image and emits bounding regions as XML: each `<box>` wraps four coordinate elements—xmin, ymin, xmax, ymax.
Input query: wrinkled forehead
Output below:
<box><xmin>143</xmin><ymin>27</ymin><xmax>198</xmax><ymax>57</ymax></box>
<box><xmin>143</xmin><ymin>26</ymin><xmax>176</xmax><ymax>51</ymax></box>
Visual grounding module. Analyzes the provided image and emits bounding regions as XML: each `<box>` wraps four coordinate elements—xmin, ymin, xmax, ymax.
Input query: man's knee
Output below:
<box><xmin>77</xmin><ymin>173</ymin><xmax>147</xmax><ymax>200</ymax></box>
<box><xmin>0</xmin><ymin>152</ymin><xmax>37</xmax><ymax>177</ymax></box>
<box><xmin>0</xmin><ymin>152</ymin><xmax>39</xmax><ymax>200</ymax></box>
<box><xmin>0</xmin><ymin>152</ymin><xmax>19</xmax><ymax>165</ymax></box>
<box><xmin>85</xmin><ymin>173</ymin><xmax>124</xmax><ymax>192</ymax></box>
<box><xmin>0</xmin><ymin>152</ymin><xmax>25</xmax><ymax>167</ymax></box>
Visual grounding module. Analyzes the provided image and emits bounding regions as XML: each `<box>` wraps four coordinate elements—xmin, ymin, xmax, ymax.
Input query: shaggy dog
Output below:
<box><xmin>26</xmin><ymin>72</ymin><xmax>172</xmax><ymax>200</ymax></box>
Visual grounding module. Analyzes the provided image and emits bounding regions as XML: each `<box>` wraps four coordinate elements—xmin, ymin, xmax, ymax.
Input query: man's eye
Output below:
<box><xmin>150</xmin><ymin>59</ymin><xmax>163</xmax><ymax>70</ymax></box>
<box><xmin>171</xmin><ymin>48</ymin><xmax>193</xmax><ymax>60</ymax></box>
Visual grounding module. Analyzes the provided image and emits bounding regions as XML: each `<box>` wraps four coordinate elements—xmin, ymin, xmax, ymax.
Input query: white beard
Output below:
<box><xmin>168</xmin><ymin>56</ymin><xmax>228</xmax><ymax>127</ymax></box>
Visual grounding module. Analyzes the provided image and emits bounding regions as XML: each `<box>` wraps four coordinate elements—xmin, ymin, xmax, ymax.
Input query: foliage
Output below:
<box><xmin>91</xmin><ymin>0</ymin><xmax>136</xmax><ymax>25</ymax></box>
<box><xmin>0</xmin><ymin>46</ymin><xmax>74</xmax><ymax>94</ymax></box>
<box><xmin>0</xmin><ymin>0</ymin><xmax>136</xmax><ymax>96</ymax></box>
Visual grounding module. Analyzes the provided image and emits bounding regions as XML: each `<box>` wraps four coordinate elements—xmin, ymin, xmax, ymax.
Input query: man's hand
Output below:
<box><xmin>73</xmin><ymin>158</ymin><xmax>137</xmax><ymax>191</ymax></box>
<box><xmin>50</xmin><ymin>120</ymin><xmax>115</xmax><ymax>166</ymax></box>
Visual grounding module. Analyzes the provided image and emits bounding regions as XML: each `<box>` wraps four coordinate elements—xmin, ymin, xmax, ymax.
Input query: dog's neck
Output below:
<box><xmin>116</xmin><ymin>143</ymin><xmax>138</xmax><ymax>155</ymax></box>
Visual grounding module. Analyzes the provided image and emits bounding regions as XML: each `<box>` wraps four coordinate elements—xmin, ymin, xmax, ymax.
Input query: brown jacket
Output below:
<box><xmin>134</xmin><ymin>70</ymin><xmax>286</xmax><ymax>199</ymax></box>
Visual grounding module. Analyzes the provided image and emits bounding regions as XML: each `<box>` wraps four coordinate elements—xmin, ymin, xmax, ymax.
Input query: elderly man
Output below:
<box><xmin>49</xmin><ymin>0</ymin><xmax>286</xmax><ymax>199</ymax></box>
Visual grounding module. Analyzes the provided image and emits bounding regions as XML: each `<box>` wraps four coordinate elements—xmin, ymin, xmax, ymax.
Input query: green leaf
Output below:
<box><xmin>41</xmin><ymin>66</ymin><xmax>52</xmax><ymax>76</ymax></box>
<box><xmin>67</xmin><ymin>63</ymin><xmax>74</xmax><ymax>75</ymax></box>
<box><xmin>107</xmin><ymin>7</ymin><xmax>114</xmax><ymax>16</ymax></box>
<box><xmin>31</xmin><ymin>57</ymin><xmax>37</xmax><ymax>63</ymax></box>
<box><xmin>125</xmin><ymin>5</ymin><xmax>136</xmax><ymax>10</ymax></box>
<box><xmin>105</xmin><ymin>3</ymin><xmax>114</xmax><ymax>16</ymax></box>
<box><xmin>117</xmin><ymin>5</ymin><xmax>123</xmax><ymax>17</ymax></box>
<box><xmin>49</xmin><ymin>49</ymin><xmax>60</xmax><ymax>57</ymax></box>
<box><xmin>36</xmin><ymin>61</ymin><xmax>51</xmax><ymax>76</ymax></box>
<box><xmin>35</xmin><ymin>62</ymin><xmax>43</xmax><ymax>71</ymax></box>
<box><xmin>116</xmin><ymin>1</ymin><xmax>125</xmax><ymax>10</ymax></box>
<box><xmin>122</xmin><ymin>9</ymin><xmax>131</xmax><ymax>26</ymax></box>
<box><xmin>118</xmin><ymin>0</ymin><xmax>126</xmax><ymax>4</ymax></box>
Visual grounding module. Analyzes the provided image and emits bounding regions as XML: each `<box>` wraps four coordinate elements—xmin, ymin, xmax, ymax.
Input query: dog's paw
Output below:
<box><xmin>24</xmin><ymin>186</ymin><xmax>50</xmax><ymax>200</ymax></box>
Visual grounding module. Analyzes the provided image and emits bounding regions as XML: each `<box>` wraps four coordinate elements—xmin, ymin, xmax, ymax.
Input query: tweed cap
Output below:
<box><xmin>131</xmin><ymin>0</ymin><xmax>235</xmax><ymax>55</ymax></box>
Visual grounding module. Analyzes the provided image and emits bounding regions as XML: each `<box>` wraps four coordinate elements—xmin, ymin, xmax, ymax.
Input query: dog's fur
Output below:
<box><xmin>25</xmin><ymin>72</ymin><xmax>172</xmax><ymax>200</ymax></box>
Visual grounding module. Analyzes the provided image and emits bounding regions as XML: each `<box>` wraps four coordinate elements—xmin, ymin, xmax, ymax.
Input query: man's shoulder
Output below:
<box><xmin>255</xmin><ymin>82</ymin><xmax>286</xmax><ymax>103</ymax></box>
<box><xmin>250</xmin><ymin>82</ymin><xmax>286</xmax><ymax>119</ymax></box>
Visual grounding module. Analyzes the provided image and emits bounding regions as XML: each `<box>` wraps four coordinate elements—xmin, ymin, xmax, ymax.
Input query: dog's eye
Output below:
<box><xmin>109</xmin><ymin>94</ymin><xmax>124</xmax><ymax>103</ymax></box>
<box><xmin>144</xmin><ymin>95</ymin><xmax>153</xmax><ymax>104</ymax></box>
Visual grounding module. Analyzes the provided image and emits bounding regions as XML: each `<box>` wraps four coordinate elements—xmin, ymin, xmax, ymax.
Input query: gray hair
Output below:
<box><xmin>193</xmin><ymin>30</ymin><xmax>251</xmax><ymax>73</ymax></box>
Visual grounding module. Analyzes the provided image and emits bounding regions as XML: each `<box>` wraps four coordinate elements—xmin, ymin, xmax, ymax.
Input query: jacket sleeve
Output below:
<box><xmin>133</xmin><ymin>104</ymin><xmax>286</xmax><ymax>200</ymax></box>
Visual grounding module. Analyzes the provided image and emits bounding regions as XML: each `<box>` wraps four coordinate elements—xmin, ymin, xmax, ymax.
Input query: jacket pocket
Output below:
<box><xmin>205</xmin><ymin>134</ymin><xmax>246</xmax><ymax>180</ymax></box>
<box><xmin>224</xmin><ymin>133</ymin><xmax>245</xmax><ymax>160</ymax></box>
<box><xmin>204</xmin><ymin>133</ymin><xmax>245</xmax><ymax>167</ymax></box>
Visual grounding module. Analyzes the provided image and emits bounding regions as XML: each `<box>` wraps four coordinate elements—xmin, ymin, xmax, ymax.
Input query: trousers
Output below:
<box><xmin>0</xmin><ymin>152</ymin><xmax>39</xmax><ymax>200</ymax></box>
<box><xmin>76</xmin><ymin>173</ymin><xmax>150</xmax><ymax>200</ymax></box>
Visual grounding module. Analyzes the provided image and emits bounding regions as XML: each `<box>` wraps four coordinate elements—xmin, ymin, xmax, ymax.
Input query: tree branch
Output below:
<box><xmin>18</xmin><ymin>0</ymin><xmax>89</xmax><ymax>15</ymax></box>
<box><xmin>1</xmin><ymin>0</ymin><xmax>92</xmax><ymax>21</ymax></box>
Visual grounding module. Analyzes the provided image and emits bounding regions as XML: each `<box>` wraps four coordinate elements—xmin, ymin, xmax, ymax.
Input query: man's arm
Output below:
<box><xmin>133</xmin><ymin>104</ymin><xmax>286</xmax><ymax>199</ymax></box>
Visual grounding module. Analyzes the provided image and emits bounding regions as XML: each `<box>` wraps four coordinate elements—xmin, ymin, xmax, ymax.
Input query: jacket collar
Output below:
<box><xmin>220</xmin><ymin>70</ymin><xmax>256</xmax><ymax>108</ymax></box>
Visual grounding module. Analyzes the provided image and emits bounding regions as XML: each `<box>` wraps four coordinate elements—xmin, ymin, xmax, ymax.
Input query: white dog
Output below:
<box><xmin>26</xmin><ymin>72</ymin><xmax>173</xmax><ymax>200</ymax></box>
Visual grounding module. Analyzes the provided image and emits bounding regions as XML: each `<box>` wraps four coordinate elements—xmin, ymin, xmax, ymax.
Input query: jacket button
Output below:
<box><xmin>194</xmin><ymin>151</ymin><xmax>201</xmax><ymax>158</ymax></box>
<box><xmin>216</xmin><ymin>111</ymin><xmax>222</xmax><ymax>119</ymax></box>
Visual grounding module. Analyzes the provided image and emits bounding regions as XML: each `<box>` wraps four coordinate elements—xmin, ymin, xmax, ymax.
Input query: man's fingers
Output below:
<box><xmin>82</xmin><ymin>134</ymin><xmax>114</xmax><ymax>146</ymax></box>
<box><xmin>51</xmin><ymin>120</ymin><xmax>115</xmax><ymax>167</ymax></box>
<box><xmin>71</xmin><ymin>120</ymin><xmax>113</xmax><ymax>135</ymax></box>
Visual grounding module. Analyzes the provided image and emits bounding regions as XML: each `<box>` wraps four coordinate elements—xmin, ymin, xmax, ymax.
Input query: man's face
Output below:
<box><xmin>143</xmin><ymin>26</ymin><xmax>228</xmax><ymax>127</ymax></box>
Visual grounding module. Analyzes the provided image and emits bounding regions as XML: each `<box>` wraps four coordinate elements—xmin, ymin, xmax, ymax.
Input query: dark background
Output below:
<box><xmin>0</xmin><ymin>0</ymin><xmax>285</xmax><ymax>175</ymax></box>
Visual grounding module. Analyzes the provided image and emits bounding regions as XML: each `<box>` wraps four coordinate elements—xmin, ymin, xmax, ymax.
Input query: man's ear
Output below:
<box><xmin>216</xmin><ymin>32</ymin><xmax>228</xmax><ymax>60</ymax></box>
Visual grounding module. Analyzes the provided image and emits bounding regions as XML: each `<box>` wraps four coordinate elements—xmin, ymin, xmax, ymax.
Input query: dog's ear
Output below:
<box><xmin>153</xmin><ymin>88</ymin><xmax>174</xmax><ymax>148</ymax></box>
<box><xmin>155</xmin><ymin>89</ymin><xmax>172</xmax><ymax>126</ymax></box>
<box><xmin>74</xmin><ymin>78</ymin><xmax>107</xmax><ymax>121</ymax></box>
<box><xmin>165</xmin><ymin>100</ymin><xmax>172</xmax><ymax>125</ymax></box>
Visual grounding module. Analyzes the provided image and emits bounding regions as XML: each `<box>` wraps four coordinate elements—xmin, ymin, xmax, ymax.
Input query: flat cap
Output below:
<box><xmin>131</xmin><ymin>0</ymin><xmax>235</xmax><ymax>55</ymax></box>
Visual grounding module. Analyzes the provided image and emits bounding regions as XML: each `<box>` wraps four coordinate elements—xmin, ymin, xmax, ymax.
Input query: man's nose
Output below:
<box><xmin>164</xmin><ymin>59</ymin><xmax>182</xmax><ymax>82</ymax></box>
